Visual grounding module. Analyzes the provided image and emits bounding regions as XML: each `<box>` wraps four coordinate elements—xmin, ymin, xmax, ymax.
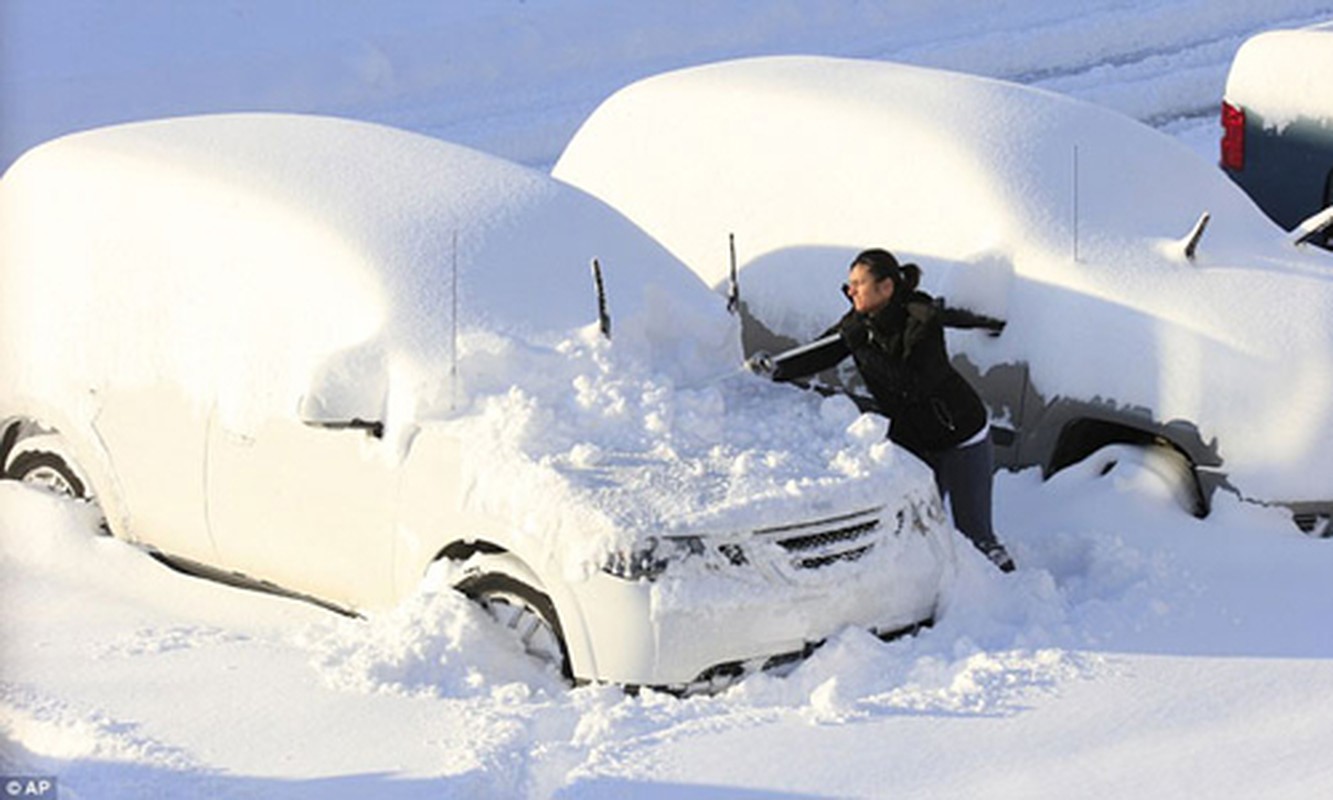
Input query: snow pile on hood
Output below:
<box><xmin>440</xmin><ymin>326</ymin><xmax>940</xmax><ymax>572</ymax></box>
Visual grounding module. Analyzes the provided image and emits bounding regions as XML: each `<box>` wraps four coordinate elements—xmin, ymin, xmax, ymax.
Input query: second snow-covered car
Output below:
<box><xmin>0</xmin><ymin>113</ymin><xmax>953</xmax><ymax>691</ymax></box>
<box><xmin>554</xmin><ymin>56</ymin><xmax>1333</xmax><ymax>535</ymax></box>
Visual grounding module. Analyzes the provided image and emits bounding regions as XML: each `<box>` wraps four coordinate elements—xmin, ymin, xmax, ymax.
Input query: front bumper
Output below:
<box><xmin>563</xmin><ymin>498</ymin><xmax>955</xmax><ymax>688</ymax></box>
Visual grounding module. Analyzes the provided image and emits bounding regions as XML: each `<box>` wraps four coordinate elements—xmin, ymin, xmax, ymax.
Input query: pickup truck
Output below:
<box><xmin>1221</xmin><ymin>23</ymin><xmax>1333</xmax><ymax>247</ymax></box>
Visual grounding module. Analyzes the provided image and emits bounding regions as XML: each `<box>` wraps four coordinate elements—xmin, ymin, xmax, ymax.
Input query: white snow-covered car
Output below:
<box><xmin>554</xmin><ymin>56</ymin><xmax>1333</xmax><ymax>535</ymax></box>
<box><xmin>0</xmin><ymin>113</ymin><xmax>953</xmax><ymax>691</ymax></box>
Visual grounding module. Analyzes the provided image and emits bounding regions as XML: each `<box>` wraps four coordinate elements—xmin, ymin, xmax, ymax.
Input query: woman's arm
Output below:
<box><xmin>770</xmin><ymin>330</ymin><xmax>850</xmax><ymax>382</ymax></box>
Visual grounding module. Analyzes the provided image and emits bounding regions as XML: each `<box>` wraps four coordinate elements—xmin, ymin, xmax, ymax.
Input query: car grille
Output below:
<box><xmin>753</xmin><ymin>507</ymin><xmax>884</xmax><ymax>572</ymax></box>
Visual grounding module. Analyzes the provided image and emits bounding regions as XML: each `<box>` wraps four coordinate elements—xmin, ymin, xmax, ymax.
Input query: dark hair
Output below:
<box><xmin>851</xmin><ymin>248</ymin><xmax>920</xmax><ymax>294</ymax></box>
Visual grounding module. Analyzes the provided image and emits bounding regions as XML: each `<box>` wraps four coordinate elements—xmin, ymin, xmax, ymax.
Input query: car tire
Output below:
<box><xmin>455</xmin><ymin>569</ymin><xmax>573</xmax><ymax>682</ymax></box>
<box><xmin>1083</xmin><ymin>442</ymin><xmax>1206</xmax><ymax>517</ymax></box>
<box><xmin>5</xmin><ymin>446</ymin><xmax>89</xmax><ymax>500</ymax></box>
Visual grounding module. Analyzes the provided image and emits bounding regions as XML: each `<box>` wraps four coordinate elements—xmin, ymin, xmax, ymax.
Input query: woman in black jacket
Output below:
<box><xmin>768</xmin><ymin>248</ymin><xmax>1014</xmax><ymax>573</ymax></box>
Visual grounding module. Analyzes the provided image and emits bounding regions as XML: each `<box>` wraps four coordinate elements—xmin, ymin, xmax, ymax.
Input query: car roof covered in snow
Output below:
<box><xmin>0</xmin><ymin>113</ymin><xmax>736</xmax><ymax>426</ymax></box>
<box><xmin>3</xmin><ymin>112</ymin><xmax>721</xmax><ymax>342</ymax></box>
<box><xmin>555</xmin><ymin>55</ymin><xmax>1291</xmax><ymax>293</ymax></box>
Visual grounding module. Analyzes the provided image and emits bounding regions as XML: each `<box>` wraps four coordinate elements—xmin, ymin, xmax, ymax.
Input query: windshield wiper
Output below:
<box><xmin>1291</xmin><ymin>206</ymin><xmax>1333</xmax><ymax>248</ymax></box>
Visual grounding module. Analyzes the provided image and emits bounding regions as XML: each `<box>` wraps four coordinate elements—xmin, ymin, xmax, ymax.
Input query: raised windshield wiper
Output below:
<box><xmin>1290</xmin><ymin>205</ymin><xmax>1333</xmax><ymax>248</ymax></box>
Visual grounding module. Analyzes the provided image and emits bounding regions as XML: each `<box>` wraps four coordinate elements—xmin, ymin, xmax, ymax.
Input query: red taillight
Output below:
<box><xmin>1221</xmin><ymin>100</ymin><xmax>1245</xmax><ymax>171</ymax></box>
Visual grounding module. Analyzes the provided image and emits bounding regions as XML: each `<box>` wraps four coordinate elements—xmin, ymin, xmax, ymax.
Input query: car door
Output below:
<box><xmin>91</xmin><ymin>383</ymin><xmax>216</xmax><ymax>564</ymax></box>
<box><xmin>205</xmin><ymin>409</ymin><xmax>399</xmax><ymax>610</ymax></box>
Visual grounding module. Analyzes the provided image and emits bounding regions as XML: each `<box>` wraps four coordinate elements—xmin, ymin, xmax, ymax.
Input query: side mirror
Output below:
<box><xmin>298</xmin><ymin>393</ymin><xmax>385</xmax><ymax>438</ymax></box>
<box><xmin>298</xmin><ymin>346</ymin><xmax>388</xmax><ymax>438</ymax></box>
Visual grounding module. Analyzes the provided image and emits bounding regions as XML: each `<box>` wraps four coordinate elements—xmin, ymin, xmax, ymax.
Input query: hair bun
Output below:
<box><xmin>899</xmin><ymin>262</ymin><xmax>922</xmax><ymax>293</ymax></box>
<box><xmin>851</xmin><ymin>249</ymin><xmax>922</xmax><ymax>294</ymax></box>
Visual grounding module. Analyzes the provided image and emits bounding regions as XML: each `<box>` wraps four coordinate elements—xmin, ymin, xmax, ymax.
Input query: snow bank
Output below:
<box><xmin>299</xmin><ymin>560</ymin><xmax>569</xmax><ymax>698</ymax></box>
<box><xmin>7</xmin><ymin>457</ymin><xmax>1333</xmax><ymax>798</ymax></box>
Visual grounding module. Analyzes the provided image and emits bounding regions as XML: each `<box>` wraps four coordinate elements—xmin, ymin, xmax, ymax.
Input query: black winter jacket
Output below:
<box><xmin>772</xmin><ymin>291</ymin><xmax>987</xmax><ymax>457</ymax></box>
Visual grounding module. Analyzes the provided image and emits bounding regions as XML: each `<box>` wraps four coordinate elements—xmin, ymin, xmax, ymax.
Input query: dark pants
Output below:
<box><xmin>920</xmin><ymin>435</ymin><xmax>1000</xmax><ymax>554</ymax></box>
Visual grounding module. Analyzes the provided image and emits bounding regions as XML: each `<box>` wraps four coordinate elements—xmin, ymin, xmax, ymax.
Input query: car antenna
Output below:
<box><xmin>1182</xmin><ymin>211</ymin><xmax>1210</xmax><ymax>261</ymax></box>
<box><xmin>450</xmin><ymin>229</ymin><xmax>460</xmax><ymax>409</ymax></box>
<box><xmin>592</xmin><ymin>258</ymin><xmax>612</xmax><ymax>339</ymax></box>
<box><xmin>727</xmin><ymin>232</ymin><xmax>741</xmax><ymax>315</ymax></box>
<box><xmin>1072</xmin><ymin>144</ymin><xmax>1080</xmax><ymax>263</ymax></box>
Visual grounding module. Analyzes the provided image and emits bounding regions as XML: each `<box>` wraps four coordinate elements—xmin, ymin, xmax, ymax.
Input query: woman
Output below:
<box><xmin>768</xmin><ymin>248</ymin><xmax>1015</xmax><ymax>573</ymax></box>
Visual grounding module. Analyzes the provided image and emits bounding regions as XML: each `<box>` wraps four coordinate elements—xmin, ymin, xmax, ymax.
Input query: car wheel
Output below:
<box><xmin>456</xmin><ymin>570</ymin><xmax>573</xmax><ymax>682</ymax></box>
<box><xmin>5</xmin><ymin>446</ymin><xmax>89</xmax><ymax>500</ymax></box>
<box><xmin>1082</xmin><ymin>442</ymin><xmax>1206</xmax><ymax>517</ymax></box>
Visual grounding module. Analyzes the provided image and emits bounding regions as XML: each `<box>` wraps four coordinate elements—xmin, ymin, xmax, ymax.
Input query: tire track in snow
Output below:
<box><xmin>1026</xmin><ymin>9</ymin><xmax>1333</xmax><ymax>124</ymax></box>
<box><xmin>836</xmin><ymin>2</ymin><xmax>1329</xmax><ymax>175</ymax></box>
<box><xmin>878</xmin><ymin>3</ymin><xmax>1333</xmax><ymax>128</ymax></box>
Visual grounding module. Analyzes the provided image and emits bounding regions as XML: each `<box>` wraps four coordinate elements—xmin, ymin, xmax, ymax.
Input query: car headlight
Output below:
<box><xmin>602</xmin><ymin>535</ymin><xmax>706</xmax><ymax>581</ymax></box>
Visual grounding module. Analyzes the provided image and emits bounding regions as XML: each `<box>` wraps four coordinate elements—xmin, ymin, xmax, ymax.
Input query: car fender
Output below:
<box><xmin>1</xmin><ymin>400</ymin><xmax>132</xmax><ymax>540</ymax></box>
<box><xmin>393</xmin><ymin>422</ymin><xmax>600</xmax><ymax>678</ymax></box>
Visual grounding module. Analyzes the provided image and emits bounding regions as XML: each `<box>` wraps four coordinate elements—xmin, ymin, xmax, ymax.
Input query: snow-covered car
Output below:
<box><xmin>553</xmin><ymin>56</ymin><xmax>1333</xmax><ymax>535</ymax></box>
<box><xmin>1221</xmin><ymin>22</ymin><xmax>1333</xmax><ymax>245</ymax></box>
<box><xmin>0</xmin><ymin>113</ymin><xmax>954</xmax><ymax>691</ymax></box>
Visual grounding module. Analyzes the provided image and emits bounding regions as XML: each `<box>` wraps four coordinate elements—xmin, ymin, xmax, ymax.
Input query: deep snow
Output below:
<box><xmin>4</xmin><ymin>2</ymin><xmax>1333</xmax><ymax>798</ymax></box>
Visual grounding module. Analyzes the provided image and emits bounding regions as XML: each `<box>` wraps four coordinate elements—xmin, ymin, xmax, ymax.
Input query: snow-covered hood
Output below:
<box><xmin>440</xmin><ymin>329</ymin><xmax>943</xmax><ymax>574</ymax></box>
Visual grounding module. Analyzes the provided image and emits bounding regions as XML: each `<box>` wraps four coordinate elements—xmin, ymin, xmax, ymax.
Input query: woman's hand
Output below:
<box><xmin>744</xmin><ymin>351</ymin><xmax>776</xmax><ymax>377</ymax></box>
